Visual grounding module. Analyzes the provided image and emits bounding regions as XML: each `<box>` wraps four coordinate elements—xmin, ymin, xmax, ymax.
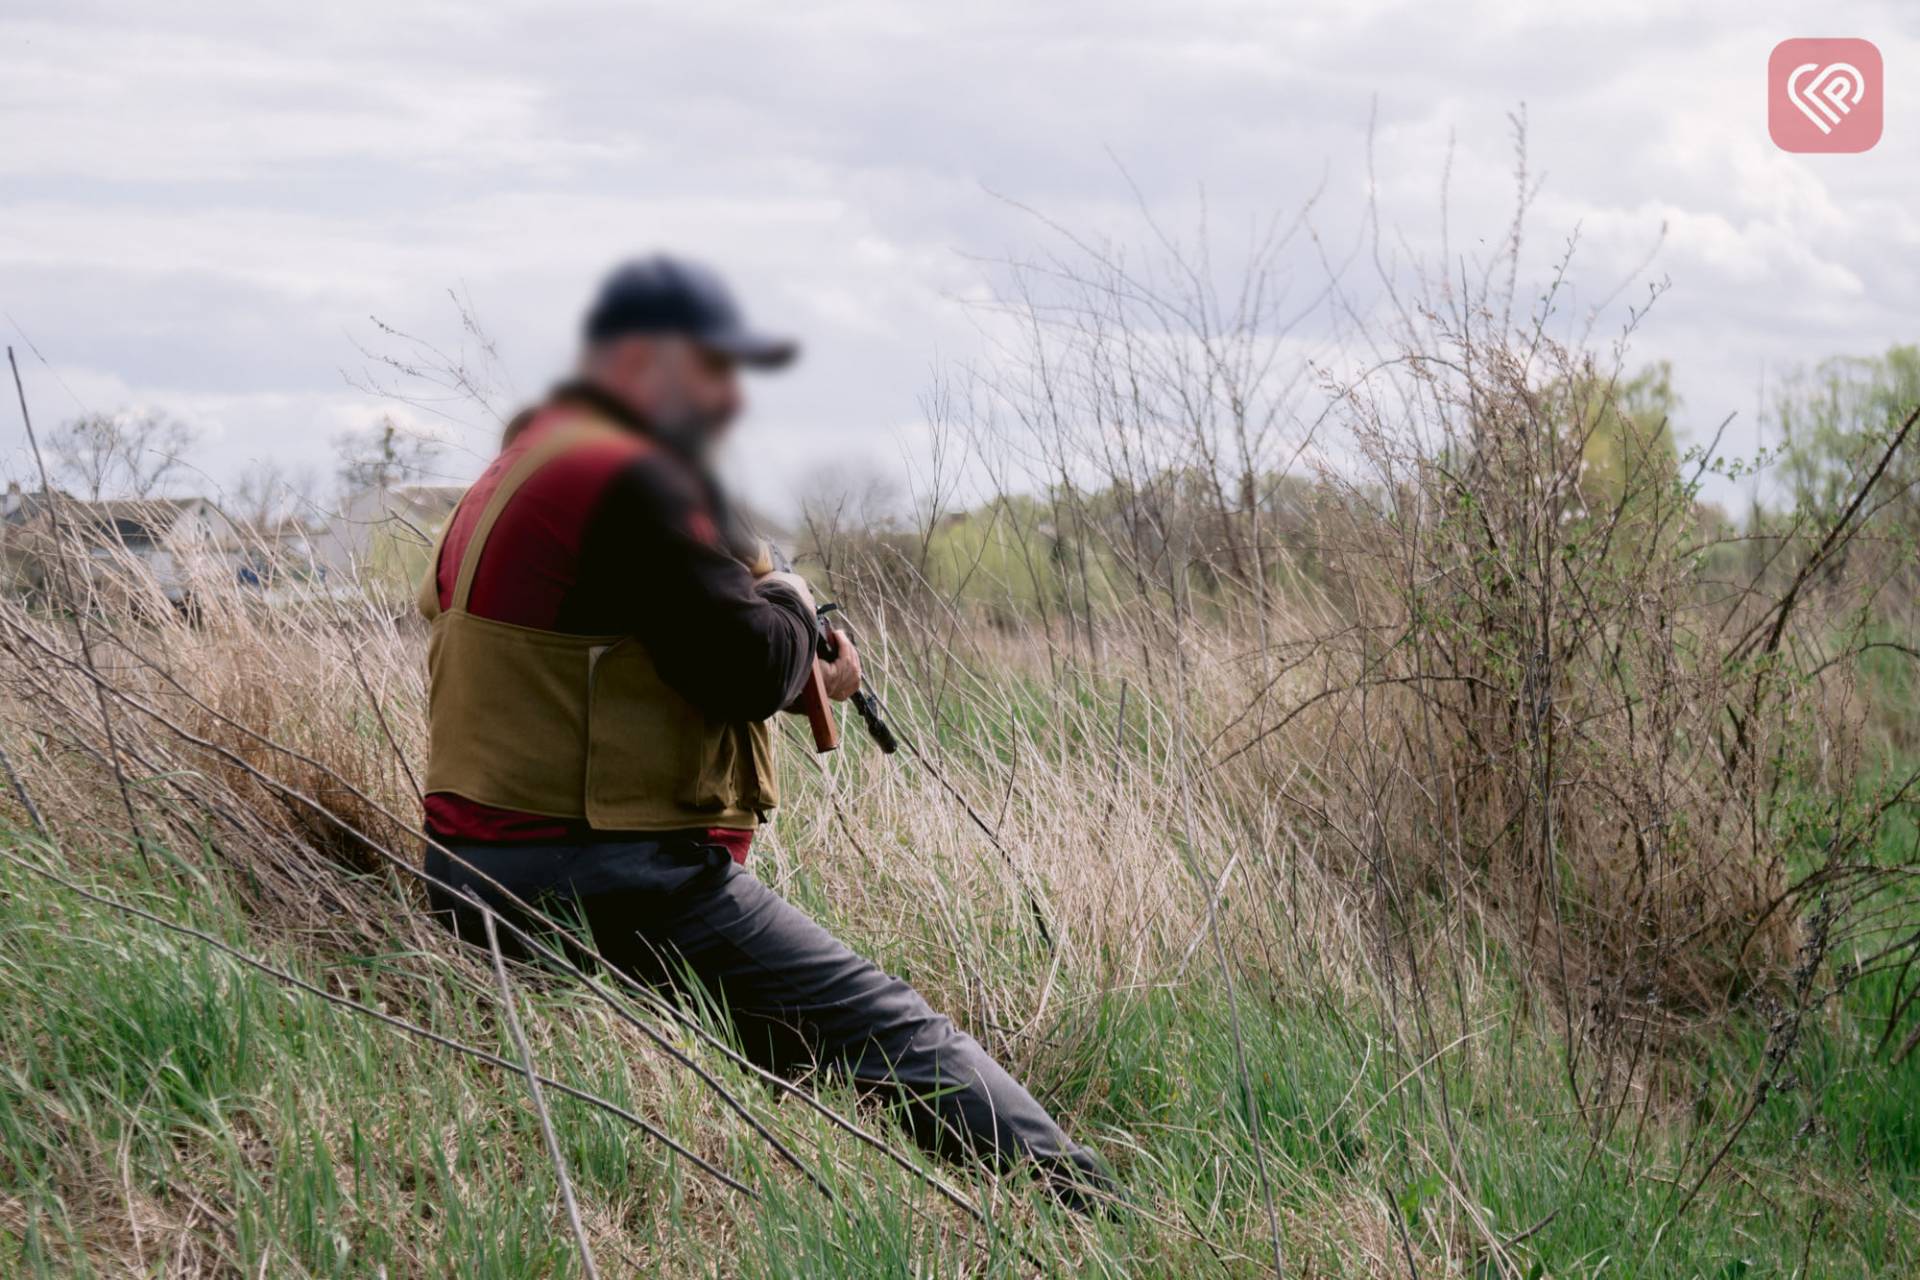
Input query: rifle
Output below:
<box><xmin>766</xmin><ymin>546</ymin><xmax>897</xmax><ymax>756</ymax></box>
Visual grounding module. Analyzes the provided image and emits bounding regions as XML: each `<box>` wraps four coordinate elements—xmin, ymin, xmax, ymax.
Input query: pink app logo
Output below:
<box><xmin>1769</xmin><ymin>39</ymin><xmax>1882</xmax><ymax>153</ymax></box>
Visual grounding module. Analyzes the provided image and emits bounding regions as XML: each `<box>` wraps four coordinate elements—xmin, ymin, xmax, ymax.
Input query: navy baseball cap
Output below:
<box><xmin>583</xmin><ymin>254</ymin><xmax>798</xmax><ymax>369</ymax></box>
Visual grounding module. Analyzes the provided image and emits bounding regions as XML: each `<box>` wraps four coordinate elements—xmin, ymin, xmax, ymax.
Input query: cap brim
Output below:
<box><xmin>699</xmin><ymin>330</ymin><xmax>799</xmax><ymax>370</ymax></box>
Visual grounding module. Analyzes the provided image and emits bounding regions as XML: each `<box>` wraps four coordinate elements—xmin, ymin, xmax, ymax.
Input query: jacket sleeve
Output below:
<box><xmin>583</xmin><ymin>454</ymin><xmax>815</xmax><ymax>722</ymax></box>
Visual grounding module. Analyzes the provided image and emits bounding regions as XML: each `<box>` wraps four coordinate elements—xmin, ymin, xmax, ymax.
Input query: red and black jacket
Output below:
<box><xmin>423</xmin><ymin>383</ymin><xmax>814</xmax><ymax>859</ymax></box>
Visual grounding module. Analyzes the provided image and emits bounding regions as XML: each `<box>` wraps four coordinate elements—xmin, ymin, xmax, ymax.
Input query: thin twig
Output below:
<box><xmin>0</xmin><ymin>739</ymin><xmax>46</xmax><ymax>838</ymax></box>
<box><xmin>8</xmin><ymin>346</ymin><xmax>151</xmax><ymax>866</ymax></box>
<box><xmin>481</xmin><ymin>903</ymin><xmax>600</xmax><ymax>1280</ymax></box>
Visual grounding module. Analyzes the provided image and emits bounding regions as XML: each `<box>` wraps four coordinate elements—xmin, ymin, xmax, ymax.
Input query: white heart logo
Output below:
<box><xmin>1786</xmin><ymin>61</ymin><xmax>1867</xmax><ymax>134</ymax></box>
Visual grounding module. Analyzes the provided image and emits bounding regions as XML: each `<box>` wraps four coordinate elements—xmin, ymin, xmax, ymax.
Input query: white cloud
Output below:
<box><xmin>1</xmin><ymin>0</ymin><xmax>1914</xmax><ymax>514</ymax></box>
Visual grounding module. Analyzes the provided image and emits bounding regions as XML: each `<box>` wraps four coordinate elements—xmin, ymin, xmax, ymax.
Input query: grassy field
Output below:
<box><xmin>3</xmin><ymin>238</ymin><xmax>1918</xmax><ymax>1274</ymax></box>
<box><xmin>2</xmin><ymin>782</ymin><xmax>1918</xmax><ymax>1276</ymax></box>
<box><xmin>0</xmin><ymin>587</ymin><xmax>1915</xmax><ymax>1276</ymax></box>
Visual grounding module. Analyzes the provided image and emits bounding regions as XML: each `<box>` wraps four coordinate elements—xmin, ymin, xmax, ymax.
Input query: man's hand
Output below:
<box><xmin>762</xmin><ymin>564</ymin><xmax>858</xmax><ymax>706</ymax></box>
<box><xmin>819</xmin><ymin>628</ymin><xmax>861</xmax><ymax>701</ymax></box>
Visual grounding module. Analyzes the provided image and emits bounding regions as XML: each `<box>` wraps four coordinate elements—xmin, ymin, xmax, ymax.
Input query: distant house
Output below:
<box><xmin>358</xmin><ymin>483</ymin><xmax>468</xmax><ymax>544</ymax></box>
<box><xmin>1</xmin><ymin>483</ymin><xmax>58</xmax><ymax>528</ymax></box>
<box><xmin>313</xmin><ymin>483</ymin><xmax>468</xmax><ymax>590</ymax></box>
<box><xmin>230</xmin><ymin>516</ymin><xmax>342</xmax><ymax>603</ymax></box>
<box><xmin>0</xmin><ymin>488</ymin><xmax>246</xmax><ymax>606</ymax></box>
<box><xmin>0</xmin><ymin>484</ymin><xmax>61</xmax><ymax>598</ymax></box>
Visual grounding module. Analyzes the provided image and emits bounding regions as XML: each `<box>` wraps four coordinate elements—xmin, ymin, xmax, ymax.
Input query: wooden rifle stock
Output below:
<box><xmin>799</xmin><ymin>650</ymin><xmax>839</xmax><ymax>751</ymax></box>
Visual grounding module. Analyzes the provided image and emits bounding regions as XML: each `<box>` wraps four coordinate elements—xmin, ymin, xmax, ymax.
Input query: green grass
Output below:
<box><xmin>3</xmin><ymin>826</ymin><xmax>1919</xmax><ymax>1277</ymax></box>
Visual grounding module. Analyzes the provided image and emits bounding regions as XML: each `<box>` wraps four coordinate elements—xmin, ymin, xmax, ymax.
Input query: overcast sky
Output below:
<box><xmin>3</xmin><ymin>1</ymin><xmax>1914</xmax><ymax>515</ymax></box>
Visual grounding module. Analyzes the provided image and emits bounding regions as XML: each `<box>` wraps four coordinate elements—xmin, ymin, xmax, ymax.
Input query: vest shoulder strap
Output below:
<box><xmin>437</xmin><ymin>413</ymin><xmax>632</xmax><ymax>616</ymax></box>
<box><xmin>415</xmin><ymin>517</ymin><xmax>452</xmax><ymax>621</ymax></box>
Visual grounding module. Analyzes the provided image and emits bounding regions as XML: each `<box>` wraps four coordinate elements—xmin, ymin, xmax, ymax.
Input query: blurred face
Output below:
<box><xmin>582</xmin><ymin>335</ymin><xmax>743</xmax><ymax>460</ymax></box>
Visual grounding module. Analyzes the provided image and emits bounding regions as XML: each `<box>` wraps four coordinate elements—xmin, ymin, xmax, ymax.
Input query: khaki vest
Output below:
<box><xmin>418</xmin><ymin>416</ymin><xmax>778</xmax><ymax>831</ymax></box>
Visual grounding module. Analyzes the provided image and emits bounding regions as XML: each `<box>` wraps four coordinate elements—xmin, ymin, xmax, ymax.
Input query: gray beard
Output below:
<box><xmin>648</xmin><ymin>409</ymin><xmax>724</xmax><ymax>466</ymax></box>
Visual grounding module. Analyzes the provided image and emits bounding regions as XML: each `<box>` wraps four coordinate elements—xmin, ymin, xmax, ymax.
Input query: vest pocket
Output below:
<box><xmin>691</xmin><ymin>723</ymin><xmax>741</xmax><ymax>812</ymax></box>
<box><xmin>741</xmin><ymin>720</ymin><xmax>779</xmax><ymax>812</ymax></box>
<box><xmin>422</xmin><ymin>612</ymin><xmax>597</xmax><ymax>817</ymax></box>
<box><xmin>584</xmin><ymin>639</ymin><xmax>741</xmax><ymax>823</ymax></box>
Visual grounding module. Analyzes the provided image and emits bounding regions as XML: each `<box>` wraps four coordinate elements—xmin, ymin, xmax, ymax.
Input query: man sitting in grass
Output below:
<box><xmin>417</xmin><ymin>254</ymin><xmax>1114</xmax><ymax>1210</ymax></box>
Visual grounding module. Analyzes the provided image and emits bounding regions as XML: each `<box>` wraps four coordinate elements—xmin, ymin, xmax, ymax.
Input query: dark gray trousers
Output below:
<box><xmin>425</xmin><ymin>838</ymin><xmax>1109</xmax><ymax>1205</ymax></box>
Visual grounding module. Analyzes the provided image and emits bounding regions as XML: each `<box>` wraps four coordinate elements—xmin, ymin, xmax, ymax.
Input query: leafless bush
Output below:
<box><xmin>798</xmin><ymin>160</ymin><xmax>1920</xmax><ymax>1148</ymax></box>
